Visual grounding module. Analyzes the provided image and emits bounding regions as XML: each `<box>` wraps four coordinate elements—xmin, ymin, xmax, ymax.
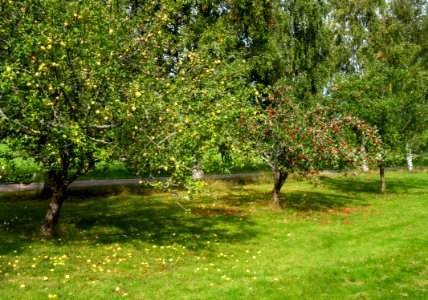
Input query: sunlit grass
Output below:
<box><xmin>0</xmin><ymin>171</ymin><xmax>427</xmax><ymax>299</ymax></box>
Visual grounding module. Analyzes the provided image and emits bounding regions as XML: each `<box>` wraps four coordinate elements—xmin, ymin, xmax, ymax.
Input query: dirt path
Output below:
<box><xmin>0</xmin><ymin>173</ymin><xmax>264</xmax><ymax>193</ymax></box>
<box><xmin>1</xmin><ymin>167</ymin><xmax>424</xmax><ymax>193</ymax></box>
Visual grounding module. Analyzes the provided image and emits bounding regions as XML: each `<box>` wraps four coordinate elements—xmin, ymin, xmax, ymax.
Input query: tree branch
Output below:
<box><xmin>260</xmin><ymin>153</ymin><xmax>273</xmax><ymax>167</ymax></box>
<box><xmin>87</xmin><ymin>136</ymin><xmax>112</xmax><ymax>144</ymax></box>
<box><xmin>0</xmin><ymin>107</ymin><xmax>39</xmax><ymax>136</ymax></box>
<box><xmin>157</xmin><ymin>131</ymin><xmax>177</xmax><ymax>145</ymax></box>
<box><xmin>82</xmin><ymin>124</ymin><xmax>118</xmax><ymax>129</ymax></box>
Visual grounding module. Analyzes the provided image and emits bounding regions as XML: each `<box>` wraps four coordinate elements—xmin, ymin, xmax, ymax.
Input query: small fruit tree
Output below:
<box><xmin>240</xmin><ymin>84</ymin><xmax>382</xmax><ymax>207</ymax></box>
<box><xmin>0</xmin><ymin>0</ymin><xmax>162</xmax><ymax>236</ymax></box>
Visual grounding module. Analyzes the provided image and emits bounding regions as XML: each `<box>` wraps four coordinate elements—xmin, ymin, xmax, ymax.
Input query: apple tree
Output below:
<box><xmin>119</xmin><ymin>1</ymin><xmax>255</xmax><ymax>188</ymax></box>
<box><xmin>240</xmin><ymin>83</ymin><xmax>382</xmax><ymax>207</ymax></box>
<box><xmin>0</xmin><ymin>0</ymin><xmax>167</xmax><ymax>236</ymax></box>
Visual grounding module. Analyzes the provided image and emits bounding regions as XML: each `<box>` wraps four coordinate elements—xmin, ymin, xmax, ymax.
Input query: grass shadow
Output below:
<box><xmin>0</xmin><ymin>184</ymin><xmax>259</xmax><ymax>254</ymax></box>
<box><xmin>67</xmin><ymin>195</ymin><xmax>258</xmax><ymax>250</ymax></box>
<box><xmin>280</xmin><ymin>190</ymin><xmax>367</xmax><ymax>212</ymax></box>
<box><xmin>319</xmin><ymin>172</ymin><xmax>428</xmax><ymax>195</ymax></box>
<box><xmin>65</xmin><ymin>184</ymin><xmax>156</xmax><ymax>200</ymax></box>
<box><xmin>319</xmin><ymin>176</ymin><xmax>380</xmax><ymax>195</ymax></box>
<box><xmin>205</xmin><ymin>176</ymin><xmax>370</xmax><ymax>213</ymax></box>
<box><xmin>0</xmin><ymin>198</ymin><xmax>46</xmax><ymax>255</ymax></box>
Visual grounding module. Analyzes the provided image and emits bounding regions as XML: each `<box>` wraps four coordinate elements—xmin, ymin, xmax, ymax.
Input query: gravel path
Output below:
<box><xmin>1</xmin><ymin>167</ymin><xmax>424</xmax><ymax>193</ymax></box>
<box><xmin>0</xmin><ymin>173</ymin><xmax>264</xmax><ymax>192</ymax></box>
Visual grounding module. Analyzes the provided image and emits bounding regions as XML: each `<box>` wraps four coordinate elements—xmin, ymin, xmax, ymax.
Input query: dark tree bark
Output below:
<box><xmin>40</xmin><ymin>176</ymin><xmax>68</xmax><ymax>237</ymax></box>
<box><xmin>40</xmin><ymin>171</ymin><xmax>55</xmax><ymax>199</ymax></box>
<box><xmin>39</xmin><ymin>151</ymin><xmax>95</xmax><ymax>237</ymax></box>
<box><xmin>40</xmin><ymin>153</ymin><xmax>71</xmax><ymax>237</ymax></box>
<box><xmin>379</xmin><ymin>162</ymin><xmax>386</xmax><ymax>193</ymax></box>
<box><xmin>271</xmin><ymin>166</ymin><xmax>288</xmax><ymax>208</ymax></box>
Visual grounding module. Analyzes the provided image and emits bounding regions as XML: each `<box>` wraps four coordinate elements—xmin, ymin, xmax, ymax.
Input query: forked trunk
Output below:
<box><xmin>379</xmin><ymin>163</ymin><xmax>386</xmax><ymax>193</ymax></box>
<box><xmin>40</xmin><ymin>150</ymin><xmax>91</xmax><ymax>237</ymax></box>
<box><xmin>41</xmin><ymin>180</ymin><xmax>67</xmax><ymax>237</ymax></box>
<box><xmin>271</xmin><ymin>168</ymin><xmax>288</xmax><ymax>208</ymax></box>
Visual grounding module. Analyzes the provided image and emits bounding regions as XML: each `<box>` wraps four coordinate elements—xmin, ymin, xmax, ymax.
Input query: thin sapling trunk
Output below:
<box><xmin>406</xmin><ymin>143</ymin><xmax>413</xmax><ymax>171</ymax></box>
<box><xmin>379</xmin><ymin>162</ymin><xmax>386</xmax><ymax>193</ymax></box>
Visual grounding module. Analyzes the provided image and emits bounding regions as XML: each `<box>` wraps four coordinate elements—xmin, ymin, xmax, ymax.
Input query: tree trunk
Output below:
<box><xmin>271</xmin><ymin>168</ymin><xmax>288</xmax><ymax>208</ymax></box>
<box><xmin>41</xmin><ymin>178</ymin><xmax>68</xmax><ymax>237</ymax></box>
<box><xmin>406</xmin><ymin>143</ymin><xmax>413</xmax><ymax>171</ymax></box>
<box><xmin>379</xmin><ymin>163</ymin><xmax>386</xmax><ymax>193</ymax></box>
<box><xmin>192</xmin><ymin>155</ymin><xmax>204</xmax><ymax>181</ymax></box>
<box><xmin>361</xmin><ymin>138</ymin><xmax>369</xmax><ymax>172</ymax></box>
<box><xmin>40</xmin><ymin>171</ymin><xmax>54</xmax><ymax>199</ymax></box>
<box><xmin>362</xmin><ymin>159</ymin><xmax>369</xmax><ymax>172</ymax></box>
<box><xmin>192</xmin><ymin>166</ymin><xmax>204</xmax><ymax>181</ymax></box>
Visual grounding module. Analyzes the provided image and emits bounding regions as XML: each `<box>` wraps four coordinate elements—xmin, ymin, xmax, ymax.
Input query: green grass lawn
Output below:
<box><xmin>0</xmin><ymin>172</ymin><xmax>427</xmax><ymax>299</ymax></box>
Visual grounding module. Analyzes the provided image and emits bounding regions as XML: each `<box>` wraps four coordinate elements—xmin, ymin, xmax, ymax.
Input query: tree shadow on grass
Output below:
<box><xmin>0</xmin><ymin>185</ymin><xmax>157</xmax><ymax>254</ymax></box>
<box><xmin>66</xmin><ymin>184</ymin><xmax>157</xmax><ymax>199</ymax></box>
<box><xmin>67</xmin><ymin>196</ymin><xmax>258</xmax><ymax>251</ymax></box>
<box><xmin>0</xmin><ymin>184</ymin><xmax>259</xmax><ymax>255</ymax></box>
<box><xmin>204</xmin><ymin>182</ymin><xmax>366</xmax><ymax>215</ymax></box>
<box><xmin>319</xmin><ymin>173</ymin><xmax>428</xmax><ymax>195</ymax></box>
<box><xmin>0</xmin><ymin>192</ymin><xmax>48</xmax><ymax>255</ymax></box>
<box><xmin>319</xmin><ymin>176</ymin><xmax>380</xmax><ymax>195</ymax></box>
<box><xmin>280</xmin><ymin>190</ymin><xmax>367</xmax><ymax>212</ymax></box>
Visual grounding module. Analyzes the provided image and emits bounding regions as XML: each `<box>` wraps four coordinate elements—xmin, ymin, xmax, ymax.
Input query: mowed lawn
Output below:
<box><xmin>0</xmin><ymin>172</ymin><xmax>427</xmax><ymax>299</ymax></box>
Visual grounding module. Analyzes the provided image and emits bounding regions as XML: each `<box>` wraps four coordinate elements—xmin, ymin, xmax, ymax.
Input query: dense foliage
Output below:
<box><xmin>0</xmin><ymin>0</ymin><xmax>172</xmax><ymax>235</ymax></box>
<box><xmin>0</xmin><ymin>0</ymin><xmax>426</xmax><ymax>235</ymax></box>
<box><xmin>239</xmin><ymin>83</ymin><xmax>381</xmax><ymax>206</ymax></box>
<box><xmin>329</xmin><ymin>0</ymin><xmax>428</xmax><ymax>190</ymax></box>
